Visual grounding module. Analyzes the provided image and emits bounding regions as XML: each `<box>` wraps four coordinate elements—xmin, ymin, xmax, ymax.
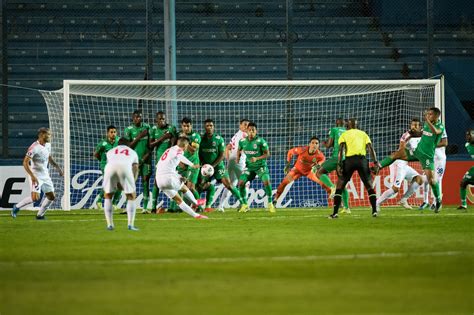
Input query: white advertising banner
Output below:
<box><xmin>0</xmin><ymin>166</ymin><xmax>31</xmax><ymax>210</ymax></box>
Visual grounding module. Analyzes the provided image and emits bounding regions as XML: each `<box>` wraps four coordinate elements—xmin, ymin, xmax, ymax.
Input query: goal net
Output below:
<box><xmin>40</xmin><ymin>80</ymin><xmax>442</xmax><ymax>210</ymax></box>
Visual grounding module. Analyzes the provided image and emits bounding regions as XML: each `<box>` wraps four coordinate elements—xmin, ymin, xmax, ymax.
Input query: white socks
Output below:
<box><xmin>184</xmin><ymin>190</ymin><xmax>198</xmax><ymax>205</ymax></box>
<box><xmin>178</xmin><ymin>201</ymin><xmax>199</xmax><ymax>218</ymax></box>
<box><xmin>15</xmin><ymin>197</ymin><xmax>34</xmax><ymax>209</ymax></box>
<box><xmin>401</xmin><ymin>182</ymin><xmax>420</xmax><ymax>202</ymax></box>
<box><xmin>37</xmin><ymin>198</ymin><xmax>53</xmax><ymax>217</ymax></box>
<box><xmin>104</xmin><ymin>199</ymin><xmax>113</xmax><ymax>227</ymax></box>
<box><xmin>377</xmin><ymin>188</ymin><xmax>396</xmax><ymax>206</ymax></box>
<box><xmin>127</xmin><ymin>200</ymin><xmax>136</xmax><ymax>227</ymax></box>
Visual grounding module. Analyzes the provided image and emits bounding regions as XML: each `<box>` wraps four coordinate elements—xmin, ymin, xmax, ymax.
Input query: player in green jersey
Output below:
<box><xmin>169</xmin><ymin>117</ymin><xmax>202</xmax><ymax>212</ymax></box>
<box><xmin>149</xmin><ymin>111</ymin><xmax>177</xmax><ymax>213</ymax></box>
<box><xmin>316</xmin><ymin>118</ymin><xmax>351</xmax><ymax>213</ymax></box>
<box><xmin>124</xmin><ymin>110</ymin><xmax>152</xmax><ymax>213</ymax></box>
<box><xmin>373</xmin><ymin>107</ymin><xmax>445</xmax><ymax>212</ymax></box>
<box><xmin>198</xmin><ymin>119</ymin><xmax>246</xmax><ymax>212</ymax></box>
<box><xmin>237</xmin><ymin>122</ymin><xmax>275</xmax><ymax>213</ymax></box>
<box><xmin>458</xmin><ymin>129</ymin><xmax>474</xmax><ymax>210</ymax></box>
<box><xmin>94</xmin><ymin>125</ymin><xmax>121</xmax><ymax>210</ymax></box>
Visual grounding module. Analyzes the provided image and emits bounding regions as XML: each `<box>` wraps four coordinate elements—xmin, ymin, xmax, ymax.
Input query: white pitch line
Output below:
<box><xmin>0</xmin><ymin>251</ymin><xmax>467</xmax><ymax>267</ymax></box>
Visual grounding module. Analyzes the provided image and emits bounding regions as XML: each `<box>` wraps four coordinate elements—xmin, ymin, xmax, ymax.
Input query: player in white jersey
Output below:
<box><xmin>376</xmin><ymin>119</ymin><xmax>425</xmax><ymax>210</ymax></box>
<box><xmin>12</xmin><ymin>128</ymin><xmax>63</xmax><ymax>219</ymax></box>
<box><xmin>216</xmin><ymin>119</ymin><xmax>249</xmax><ymax>212</ymax></box>
<box><xmin>419</xmin><ymin>128</ymin><xmax>448</xmax><ymax>209</ymax></box>
<box><xmin>155</xmin><ymin>137</ymin><xmax>207</xmax><ymax>219</ymax></box>
<box><xmin>102</xmin><ymin>139</ymin><xmax>140</xmax><ymax>230</ymax></box>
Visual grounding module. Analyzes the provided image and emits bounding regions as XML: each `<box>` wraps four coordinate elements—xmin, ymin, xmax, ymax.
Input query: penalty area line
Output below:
<box><xmin>0</xmin><ymin>251</ymin><xmax>467</xmax><ymax>267</ymax></box>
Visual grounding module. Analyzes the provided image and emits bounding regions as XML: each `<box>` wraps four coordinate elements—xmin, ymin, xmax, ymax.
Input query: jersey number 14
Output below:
<box><xmin>114</xmin><ymin>148</ymin><xmax>129</xmax><ymax>156</ymax></box>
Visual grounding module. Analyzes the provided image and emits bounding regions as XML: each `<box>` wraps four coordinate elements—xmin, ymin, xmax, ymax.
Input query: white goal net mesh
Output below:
<box><xmin>40</xmin><ymin>80</ymin><xmax>439</xmax><ymax>210</ymax></box>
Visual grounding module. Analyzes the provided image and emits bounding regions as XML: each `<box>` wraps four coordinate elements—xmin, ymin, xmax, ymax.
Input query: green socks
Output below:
<box><xmin>264</xmin><ymin>184</ymin><xmax>273</xmax><ymax>203</ymax></box>
<box><xmin>460</xmin><ymin>188</ymin><xmax>467</xmax><ymax>206</ymax></box>
<box><xmin>319</xmin><ymin>174</ymin><xmax>334</xmax><ymax>188</ymax></box>
<box><xmin>142</xmin><ymin>181</ymin><xmax>149</xmax><ymax>209</ymax></box>
<box><xmin>342</xmin><ymin>189</ymin><xmax>349</xmax><ymax>208</ymax></box>
<box><xmin>206</xmin><ymin>185</ymin><xmax>216</xmax><ymax>208</ymax></box>
<box><xmin>230</xmin><ymin>187</ymin><xmax>244</xmax><ymax>204</ymax></box>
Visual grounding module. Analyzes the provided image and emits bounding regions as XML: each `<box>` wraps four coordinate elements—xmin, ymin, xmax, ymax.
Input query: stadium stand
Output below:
<box><xmin>3</xmin><ymin>0</ymin><xmax>473</xmax><ymax>158</ymax></box>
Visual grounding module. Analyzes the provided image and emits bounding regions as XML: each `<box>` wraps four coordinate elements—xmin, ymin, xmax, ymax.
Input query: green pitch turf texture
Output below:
<box><xmin>1</xmin><ymin>207</ymin><xmax>472</xmax><ymax>315</ymax></box>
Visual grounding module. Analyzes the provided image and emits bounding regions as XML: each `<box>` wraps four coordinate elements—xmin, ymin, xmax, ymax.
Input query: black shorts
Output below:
<box><xmin>340</xmin><ymin>155</ymin><xmax>372</xmax><ymax>186</ymax></box>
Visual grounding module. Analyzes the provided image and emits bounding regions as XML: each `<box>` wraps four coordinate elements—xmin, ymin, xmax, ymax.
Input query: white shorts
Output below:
<box><xmin>434</xmin><ymin>158</ymin><xmax>446</xmax><ymax>180</ymax></box>
<box><xmin>155</xmin><ymin>173</ymin><xmax>184</xmax><ymax>199</ymax></box>
<box><xmin>29</xmin><ymin>174</ymin><xmax>54</xmax><ymax>194</ymax></box>
<box><xmin>103</xmin><ymin>164</ymin><xmax>136</xmax><ymax>194</ymax></box>
<box><xmin>389</xmin><ymin>163</ymin><xmax>419</xmax><ymax>188</ymax></box>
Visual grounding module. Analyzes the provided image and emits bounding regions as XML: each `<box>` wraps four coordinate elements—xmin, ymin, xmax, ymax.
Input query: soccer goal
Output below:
<box><xmin>40</xmin><ymin>79</ymin><xmax>443</xmax><ymax>210</ymax></box>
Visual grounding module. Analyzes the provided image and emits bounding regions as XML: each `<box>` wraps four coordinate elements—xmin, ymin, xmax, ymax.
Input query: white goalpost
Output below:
<box><xmin>41</xmin><ymin>79</ymin><xmax>443</xmax><ymax>211</ymax></box>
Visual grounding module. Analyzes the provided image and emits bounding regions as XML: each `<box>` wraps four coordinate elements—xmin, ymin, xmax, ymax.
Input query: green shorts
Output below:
<box><xmin>213</xmin><ymin>162</ymin><xmax>229</xmax><ymax>181</ymax></box>
<box><xmin>407</xmin><ymin>148</ymin><xmax>434</xmax><ymax>170</ymax></box>
<box><xmin>321</xmin><ymin>157</ymin><xmax>338</xmax><ymax>173</ymax></box>
<box><xmin>463</xmin><ymin>166</ymin><xmax>474</xmax><ymax>184</ymax></box>
<box><xmin>239</xmin><ymin>166</ymin><xmax>271</xmax><ymax>183</ymax></box>
<box><xmin>177</xmin><ymin>155</ymin><xmax>199</xmax><ymax>184</ymax></box>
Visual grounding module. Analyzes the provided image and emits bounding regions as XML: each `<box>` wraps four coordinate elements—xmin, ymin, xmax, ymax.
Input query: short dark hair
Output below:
<box><xmin>37</xmin><ymin>127</ymin><xmax>49</xmax><ymax>137</ymax></box>
<box><xmin>240</xmin><ymin>118</ymin><xmax>250</xmax><ymax>124</ymax></box>
<box><xmin>156</xmin><ymin>111</ymin><xmax>165</xmax><ymax>116</ymax></box>
<box><xmin>133</xmin><ymin>109</ymin><xmax>142</xmax><ymax>116</ymax></box>
<box><xmin>107</xmin><ymin>125</ymin><xmax>116</xmax><ymax>131</ymax></box>
<box><xmin>429</xmin><ymin>107</ymin><xmax>441</xmax><ymax>116</ymax></box>
<box><xmin>204</xmin><ymin>118</ymin><xmax>214</xmax><ymax>124</ymax></box>
<box><xmin>181</xmin><ymin>117</ymin><xmax>192</xmax><ymax>124</ymax></box>
<box><xmin>247</xmin><ymin>122</ymin><xmax>257</xmax><ymax>129</ymax></box>
<box><xmin>411</xmin><ymin>118</ymin><xmax>420</xmax><ymax>123</ymax></box>
<box><xmin>118</xmin><ymin>137</ymin><xmax>129</xmax><ymax>146</ymax></box>
<box><xmin>310</xmin><ymin>136</ymin><xmax>319</xmax><ymax>142</ymax></box>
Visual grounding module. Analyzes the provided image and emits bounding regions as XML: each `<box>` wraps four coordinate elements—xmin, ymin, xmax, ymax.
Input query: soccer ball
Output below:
<box><xmin>201</xmin><ymin>164</ymin><xmax>214</xmax><ymax>177</ymax></box>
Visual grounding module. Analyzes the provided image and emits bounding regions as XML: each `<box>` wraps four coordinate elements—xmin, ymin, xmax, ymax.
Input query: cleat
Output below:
<box><xmin>196</xmin><ymin>198</ymin><xmax>206</xmax><ymax>207</ymax></box>
<box><xmin>399</xmin><ymin>200</ymin><xmax>412</xmax><ymax>209</ymax></box>
<box><xmin>328</xmin><ymin>213</ymin><xmax>338</xmax><ymax>219</ymax></box>
<box><xmin>238</xmin><ymin>204</ymin><xmax>249</xmax><ymax>213</ymax></box>
<box><xmin>11</xmin><ymin>205</ymin><xmax>20</xmax><ymax>218</ymax></box>
<box><xmin>434</xmin><ymin>200</ymin><xmax>442</xmax><ymax>213</ymax></box>
<box><xmin>418</xmin><ymin>202</ymin><xmax>429</xmax><ymax>210</ymax></box>
<box><xmin>372</xmin><ymin>211</ymin><xmax>378</xmax><ymax>217</ymax></box>
<box><xmin>195</xmin><ymin>214</ymin><xmax>208</xmax><ymax>219</ymax></box>
<box><xmin>457</xmin><ymin>205</ymin><xmax>467</xmax><ymax>210</ymax></box>
<box><xmin>128</xmin><ymin>225</ymin><xmax>139</xmax><ymax>231</ymax></box>
<box><xmin>216</xmin><ymin>207</ymin><xmax>225</xmax><ymax>212</ymax></box>
<box><xmin>430</xmin><ymin>203</ymin><xmax>436</xmax><ymax>210</ymax></box>
<box><xmin>151</xmin><ymin>208</ymin><xmax>156</xmax><ymax>214</ymax></box>
<box><xmin>141</xmin><ymin>209</ymin><xmax>150</xmax><ymax>214</ymax></box>
<box><xmin>96</xmin><ymin>201</ymin><xmax>103</xmax><ymax>210</ymax></box>
<box><xmin>268</xmin><ymin>203</ymin><xmax>276</xmax><ymax>213</ymax></box>
<box><xmin>204</xmin><ymin>207</ymin><xmax>215</xmax><ymax>213</ymax></box>
<box><xmin>329</xmin><ymin>186</ymin><xmax>336</xmax><ymax>199</ymax></box>
<box><xmin>119</xmin><ymin>210</ymin><xmax>127</xmax><ymax>215</ymax></box>
<box><xmin>107</xmin><ymin>225</ymin><xmax>114</xmax><ymax>231</ymax></box>
<box><xmin>340</xmin><ymin>207</ymin><xmax>351</xmax><ymax>214</ymax></box>
<box><xmin>35</xmin><ymin>215</ymin><xmax>46</xmax><ymax>220</ymax></box>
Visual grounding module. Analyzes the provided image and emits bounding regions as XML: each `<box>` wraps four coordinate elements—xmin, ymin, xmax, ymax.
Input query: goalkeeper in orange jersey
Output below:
<box><xmin>273</xmin><ymin>137</ymin><xmax>331</xmax><ymax>205</ymax></box>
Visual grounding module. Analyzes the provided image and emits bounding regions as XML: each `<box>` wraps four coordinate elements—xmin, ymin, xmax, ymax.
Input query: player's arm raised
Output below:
<box><xmin>49</xmin><ymin>156</ymin><xmax>64</xmax><ymax>176</ymax></box>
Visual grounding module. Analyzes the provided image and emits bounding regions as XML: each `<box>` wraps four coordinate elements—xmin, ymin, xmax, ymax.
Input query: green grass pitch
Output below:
<box><xmin>1</xmin><ymin>206</ymin><xmax>472</xmax><ymax>315</ymax></box>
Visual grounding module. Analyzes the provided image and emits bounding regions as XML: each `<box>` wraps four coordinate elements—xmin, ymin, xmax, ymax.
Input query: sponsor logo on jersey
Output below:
<box><xmin>245</xmin><ymin>150</ymin><xmax>258</xmax><ymax>155</ymax></box>
<box><xmin>423</xmin><ymin>130</ymin><xmax>433</xmax><ymax>137</ymax></box>
<box><xmin>253</xmin><ymin>144</ymin><xmax>257</xmax><ymax>149</ymax></box>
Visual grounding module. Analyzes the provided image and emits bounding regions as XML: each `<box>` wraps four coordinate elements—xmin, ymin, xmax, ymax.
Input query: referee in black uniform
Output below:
<box><xmin>329</xmin><ymin>118</ymin><xmax>380</xmax><ymax>218</ymax></box>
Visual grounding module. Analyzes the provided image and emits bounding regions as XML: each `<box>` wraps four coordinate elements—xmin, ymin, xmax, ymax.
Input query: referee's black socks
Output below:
<box><xmin>368</xmin><ymin>188</ymin><xmax>377</xmax><ymax>213</ymax></box>
<box><xmin>332</xmin><ymin>189</ymin><xmax>343</xmax><ymax>214</ymax></box>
